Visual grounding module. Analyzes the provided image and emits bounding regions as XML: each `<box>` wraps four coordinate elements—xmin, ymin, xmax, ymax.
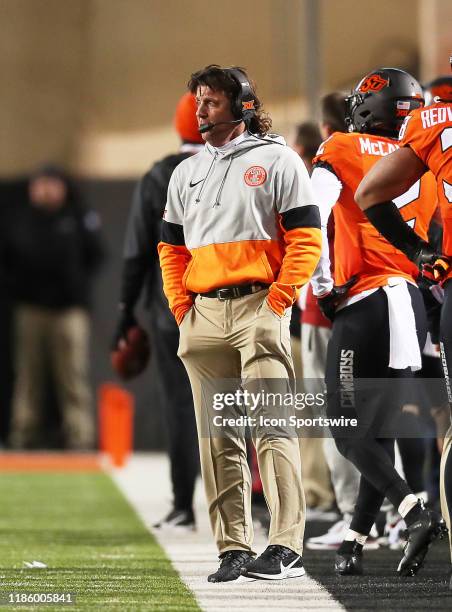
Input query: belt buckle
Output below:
<box><xmin>217</xmin><ymin>288</ymin><xmax>230</xmax><ymax>301</ymax></box>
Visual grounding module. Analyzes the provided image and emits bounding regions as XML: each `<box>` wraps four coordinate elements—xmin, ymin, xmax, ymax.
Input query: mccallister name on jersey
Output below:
<box><xmin>158</xmin><ymin>134</ymin><xmax>322</xmax><ymax>324</ymax></box>
<box><xmin>400</xmin><ymin>102</ymin><xmax>452</xmax><ymax>279</ymax></box>
<box><xmin>313</xmin><ymin>131</ymin><xmax>437</xmax><ymax>297</ymax></box>
<box><xmin>358</xmin><ymin>137</ymin><xmax>399</xmax><ymax>157</ymax></box>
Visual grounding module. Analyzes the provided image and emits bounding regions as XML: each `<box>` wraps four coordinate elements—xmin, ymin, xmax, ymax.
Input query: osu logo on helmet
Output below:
<box><xmin>358</xmin><ymin>74</ymin><xmax>389</xmax><ymax>93</ymax></box>
<box><xmin>244</xmin><ymin>166</ymin><xmax>267</xmax><ymax>186</ymax></box>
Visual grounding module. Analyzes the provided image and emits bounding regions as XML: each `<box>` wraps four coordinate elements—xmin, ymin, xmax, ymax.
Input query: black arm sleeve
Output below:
<box><xmin>280</xmin><ymin>205</ymin><xmax>321</xmax><ymax>231</ymax></box>
<box><xmin>364</xmin><ymin>200</ymin><xmax>427</xmax><ymax>263</ymax></box>
<box><xmin>161</xmin><ymin>220</ymin><xmax>186</xmax><ymax>245</ymax></box>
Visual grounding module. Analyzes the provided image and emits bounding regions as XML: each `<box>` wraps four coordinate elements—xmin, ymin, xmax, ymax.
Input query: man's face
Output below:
<box><xmin>195</xmin><ymin>85</ymin><xmax>243</xmax><ymax>146</ymax></box>
<box><xmin>29</xmin><ymin>176</ymin><xmax>67</xmax><ymax>211</ymax></box>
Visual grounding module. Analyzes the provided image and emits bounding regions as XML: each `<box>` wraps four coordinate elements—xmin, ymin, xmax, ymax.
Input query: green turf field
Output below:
<box><xmin>0</xmin><ymin>472</ymin><xmax>199</xmax><ymax>611</ymax></box>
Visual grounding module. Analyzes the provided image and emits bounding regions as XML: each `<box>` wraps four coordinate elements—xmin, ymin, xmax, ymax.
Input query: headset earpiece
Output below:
<box><xmin>224</xmin><ymin>68</ymin><xmax>257</xmax><ymax>126</ymax></box>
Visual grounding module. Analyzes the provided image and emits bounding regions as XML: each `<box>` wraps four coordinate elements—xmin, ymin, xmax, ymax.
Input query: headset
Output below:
<box><xmin>198</xmin><ymin>67</ymin><xmax>257</xmax><ymax>134</ymax></box>
<box><xmin>225</xmin><ymin>68</ymin><xmax>257</xmax><ymax>126</ymax></box>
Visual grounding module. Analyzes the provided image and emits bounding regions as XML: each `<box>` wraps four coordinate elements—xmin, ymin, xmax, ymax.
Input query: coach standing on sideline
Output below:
<box><xmin>158</xmin><ymin>65</ymin><xmax>322</xmax><ymax>582</ymax></box>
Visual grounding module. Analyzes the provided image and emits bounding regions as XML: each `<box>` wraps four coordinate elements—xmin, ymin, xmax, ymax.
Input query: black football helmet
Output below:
<box><xmin>345</xmin><ymin>68</ymin><xmax>424</xmax><ymax>137</ymax></box>
<box><xmin>424</xmin><ymin>76</ymin><xmax>452</xmax><ymax>105</ymax></box>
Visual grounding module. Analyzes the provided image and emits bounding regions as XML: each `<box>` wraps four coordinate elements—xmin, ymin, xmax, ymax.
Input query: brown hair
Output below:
<box><xmin>294</xmin><ymin>121</ymin><xmax>322</xmax><ymax>160</ymax></box>
<box><xmin>188</xmin><ymin>64</ymin><xmax>272</xmax><ymax>135</ymax></box>
<box><xmin>321</xmin><ymin>92</ymin><xmax>347</xmax><ymax>133</ymax></box>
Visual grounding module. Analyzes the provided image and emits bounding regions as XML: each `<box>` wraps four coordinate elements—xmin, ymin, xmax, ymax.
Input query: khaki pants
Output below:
<box><xmin>178</xmin><ymin>290</ymin><xmax>305</xmax><ymax>555</ymax></box>
<box><xmin>9</xmin><ymin>304</ymin><xmax>94</xmax><ymax>449</ymax></box>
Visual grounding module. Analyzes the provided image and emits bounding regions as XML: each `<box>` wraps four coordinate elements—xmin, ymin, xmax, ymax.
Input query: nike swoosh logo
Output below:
<box><xmin>280</xmin><ymin>556</ymin><xmax>300</xmax><ymax>573</ymax></box>
<box><xmin>189</xmin><ymin>178</ymin><xmax>205</xmax><ymax>188</ymax></box>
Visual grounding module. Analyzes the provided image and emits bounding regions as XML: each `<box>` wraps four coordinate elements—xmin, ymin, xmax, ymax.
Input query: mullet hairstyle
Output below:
<box><xmin>188</xmin><ymin>64</ymin><xmax>272</xmax><ymax>135</ymax></box>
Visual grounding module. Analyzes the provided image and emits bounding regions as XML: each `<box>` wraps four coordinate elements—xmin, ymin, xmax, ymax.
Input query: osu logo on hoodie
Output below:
<box><xmin>244</xmin><ymin>166</ymin><xmax>267</xmax><ymax>186</ymax></box>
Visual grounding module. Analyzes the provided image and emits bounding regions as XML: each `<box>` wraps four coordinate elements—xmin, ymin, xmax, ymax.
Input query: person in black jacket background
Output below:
<box><xmin>112</xmin><ymin>93</ymin><xmax>203</xmax><ymax>529</ymax></box>
<box><xmin>3</xmin><ymin>165</ymin><xmax>104</xmax><ymax>449</ymax></box>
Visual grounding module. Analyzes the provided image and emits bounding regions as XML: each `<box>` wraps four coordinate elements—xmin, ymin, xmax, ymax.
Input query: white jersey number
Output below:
<box><xmin>441</xmin><ymin>127</ymin><xmax>452</xmax><ymax>203</ymax></box>
<box><xmin>440</xmin><ymin>126</ymin><xmax>452</xmax><ymax>152</ymax></box>
<box><xmin>393</xmin><ymin>179</ymin><xmax>420</xmax><ymax>229</ymax></box>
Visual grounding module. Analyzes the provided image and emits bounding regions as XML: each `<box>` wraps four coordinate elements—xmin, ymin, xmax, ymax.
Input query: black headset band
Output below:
<box><xmin>225</xmin><ymin>69</ymin><xmax>254</xmax><ymax>100</ymax></box>
<box><xmin>224</xmin><ymin>68</ymin><xmax>257</xmax><ymax>123</ymax></box>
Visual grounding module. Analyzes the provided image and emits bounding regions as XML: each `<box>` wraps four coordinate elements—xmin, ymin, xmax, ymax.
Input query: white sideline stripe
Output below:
<box><xmin>110</xmin><ymin>453</ymin><xmax>345</xmax><ymax>612</ymax></box>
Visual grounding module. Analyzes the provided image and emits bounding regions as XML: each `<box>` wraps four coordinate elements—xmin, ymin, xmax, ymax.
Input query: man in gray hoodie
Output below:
<box><xmin>159</xmin><ymin>65</ymin><xmax>322</xmax><ymax>582</ymax></box>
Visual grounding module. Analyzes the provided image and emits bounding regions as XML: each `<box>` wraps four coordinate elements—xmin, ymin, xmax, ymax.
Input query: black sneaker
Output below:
<box><xmin>397</xmin><ymin>502</ymin><xmax>448</xmax><ymax>576</ymax></box>
<box><xmin>153</xmin><ymin>508</ymin><xmax>195</xmax><ymax>531</ymax></box>
<box><xmin>208</xmin><ymin>550</ymin><xmax>255</xmax><ymax>583</ymax></box>
<box><xmin>335</xmin><ymin>541</ymin><xmax>364</xmax><ymax>575</ymax></box>
<box><xmin>241</xmin><ymin>545</ymin><xmax>305</xmax><ymax>580</ymax></box>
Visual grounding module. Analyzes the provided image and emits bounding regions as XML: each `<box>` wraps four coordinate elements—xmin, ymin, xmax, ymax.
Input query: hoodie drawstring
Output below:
<box><xmin>213</xmin><ymin>156</ymin><xmax>234</xmax><ymax>207</ymax></box>
<box><xmin>195</xmin><ymin>137</ymin><xmax>277</xmax><ymax>206</ymax></box>
<box><xmin>195</xmin><ymin>152</ymin><xmax>217</xmax><ymax>203</ymax></box>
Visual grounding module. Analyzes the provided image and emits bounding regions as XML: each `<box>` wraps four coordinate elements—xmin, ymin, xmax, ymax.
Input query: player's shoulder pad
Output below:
<box><xmin>313</xmin><ymin>131</ymin><xmax>351</xmax><ymax>163</ymax></box>
<box><xmin>398</xmin><ymin>106</ymin><xmax>427</xmax><ymax>143</ymax></box>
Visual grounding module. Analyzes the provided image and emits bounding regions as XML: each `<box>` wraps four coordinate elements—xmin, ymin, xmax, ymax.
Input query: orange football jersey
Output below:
<box><xmin>399</xmin><ymin>102</ymin><xmax>452</xmax><ymax>279</ymax></box>
<box><xmin>313</xmin><ymin>131</ymin><xmax>437</xmax><ymax>296</ymax></box>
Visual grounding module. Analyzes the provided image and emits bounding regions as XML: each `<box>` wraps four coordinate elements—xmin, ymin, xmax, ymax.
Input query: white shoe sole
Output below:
<box><xmin>235</xmin><ymin>575</ymin><xmax>258</xmax><ymax>583</ymax></box>
<box><xmin>246</xmin><ymin>566</ymin><xmax>306</xmax><ymax>580</ymax></box>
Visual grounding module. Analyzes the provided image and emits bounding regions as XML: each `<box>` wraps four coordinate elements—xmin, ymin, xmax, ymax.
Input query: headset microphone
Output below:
<box><xmin>198</xmin><ymin>123</ymin><xmax>214</xmax><ymax>134</ymax></box>
<box><xmin>198</xmin><ymin>119</ymin><xmax>242</xmax><ymax>134</ymax></box>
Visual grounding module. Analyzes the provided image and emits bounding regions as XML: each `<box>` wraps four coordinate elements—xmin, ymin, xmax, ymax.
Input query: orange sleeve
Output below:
<box><xmin>399</xmin><ymin>110</ymin><xmax>430</xmax><ymax>164</ymax></box>
<box><xmin>157</xmin><ymin>242</ymin><xmax>193</xmax><ymax>325</ymax></box>
<box><xmin>312</xmin><ymin>132</ymin><xmax>350</xmax><ymax>182</ymax></box>
<box><xmin>267</xmin><ymin>226</ymin><xmax>322</xmax><ymax>316</ymax></box>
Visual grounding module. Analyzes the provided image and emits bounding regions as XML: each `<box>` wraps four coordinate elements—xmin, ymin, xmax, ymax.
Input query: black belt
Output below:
<box><xmin>199</xmin><ymin>283</ymin><xmax>268</xmax><ymax>301</ymax></box>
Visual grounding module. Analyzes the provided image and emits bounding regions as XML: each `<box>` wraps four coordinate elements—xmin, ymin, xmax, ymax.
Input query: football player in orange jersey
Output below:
<box><xmin>311</xmin><ymin>67</ymin><xmax>447</xmax><ymax>577</ymax></box>
<box><xmin>356</xmin><ymin>63</ymin><xmax>452</xmax><ymax>588</ymax></box>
